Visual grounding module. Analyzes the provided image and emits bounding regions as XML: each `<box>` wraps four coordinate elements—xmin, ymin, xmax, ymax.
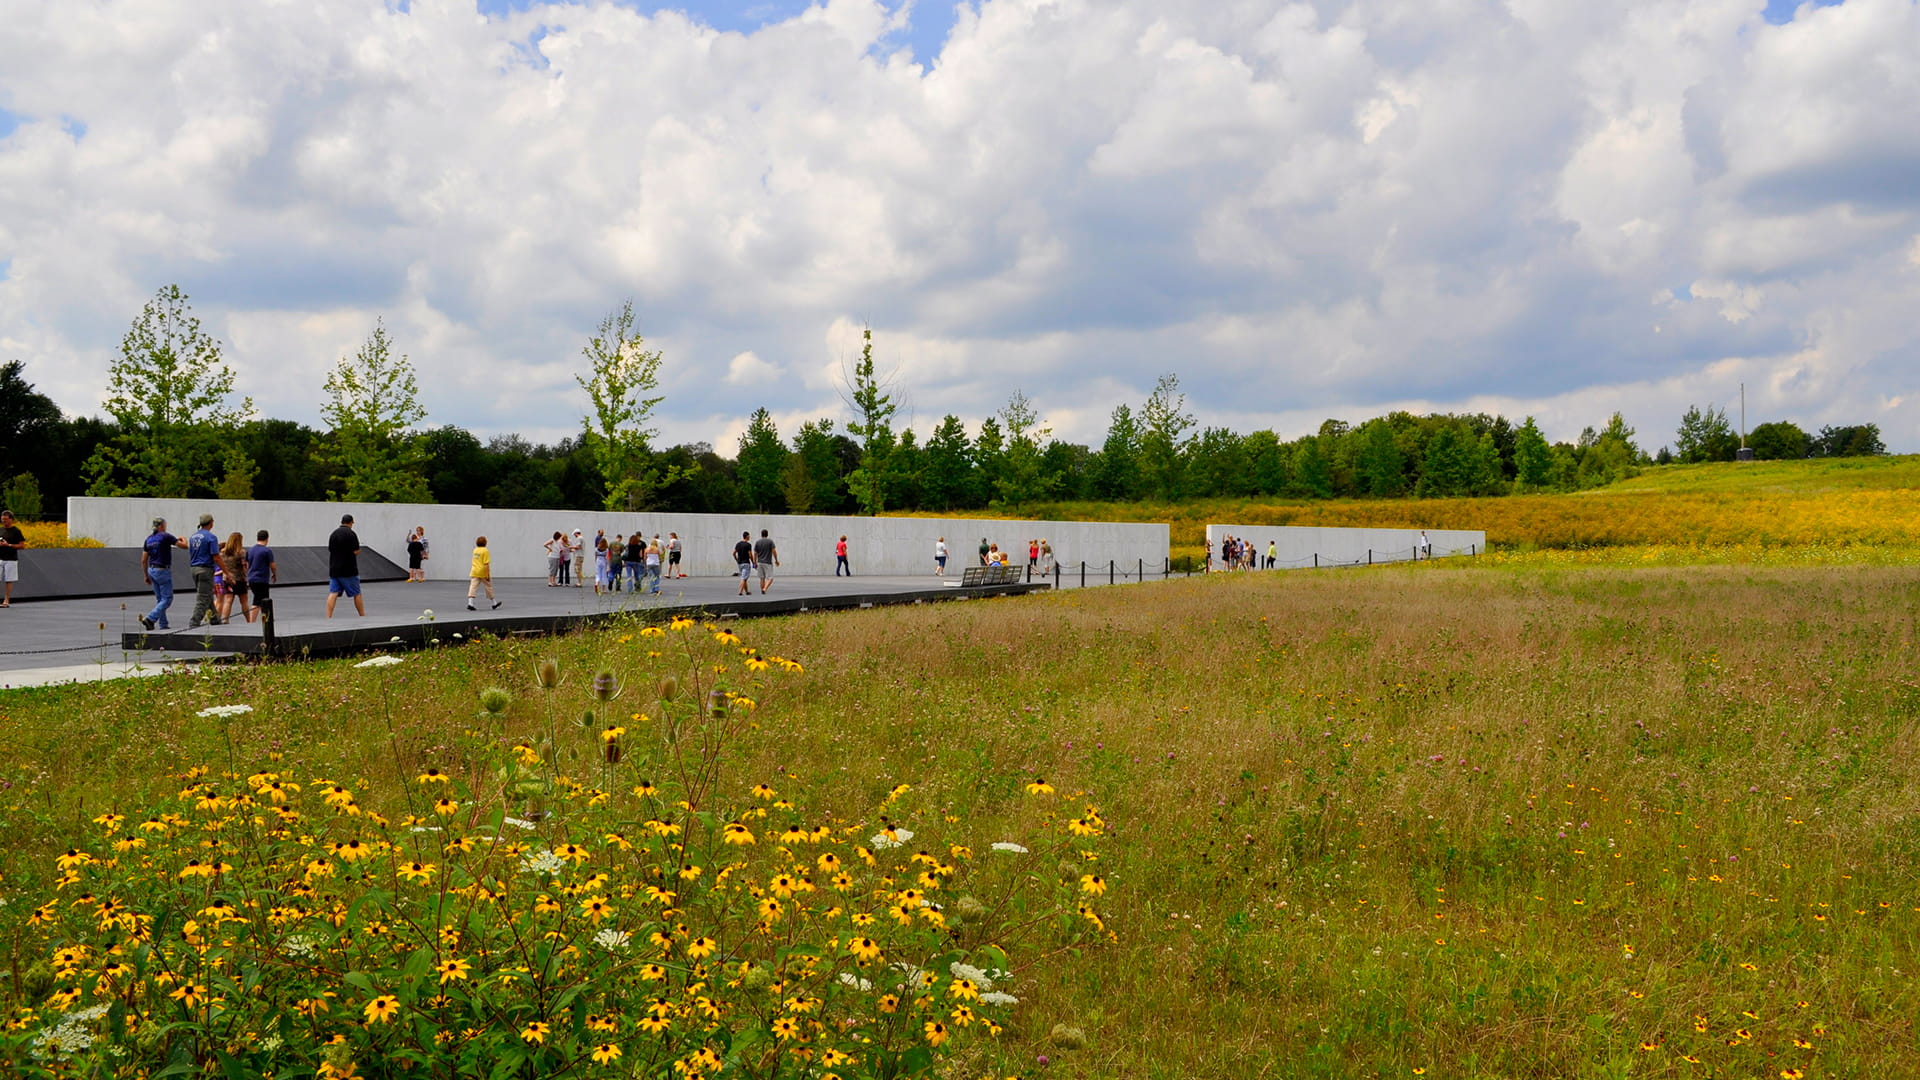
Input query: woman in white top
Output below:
<box><xmin>935</xmin><ymin>537</ymin><xmax>948</xmax><ymax>576</ymax></box>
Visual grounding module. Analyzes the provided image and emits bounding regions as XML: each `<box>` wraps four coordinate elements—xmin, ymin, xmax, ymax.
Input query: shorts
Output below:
<box><xmin>668</xmin><ymin>551</ymin><xmax>681</xmax><ymax>565</ymax></box>
<box><xmin>737</xmin><ymin>563</ymin><xmax>753</xmax><ymax>580</ymax></box>
<box><xmin>328</xmin><ymin>576</ymin><xmax>362</xmax><ymax>597</ymax></box>
<box><xmin>231</xmin><ymin>579</ymin><xmax>249</xmax><ymax>598</ymax></box>
<box><xmin>0</xmin><ymin>561</ymin><xmax>17</xmax><ymax>583</ymax></box>
<box><xmin>214</xmin><ymin>577</ymin><xmax>231</xmax><ymax>596</ymax></box>
<box><xmin>249</xmin><ymin>582</ymin><xmax>271</xmax><ymax>606</ymax></box>
<box><xmin>758</xmin><ymin>562</ymin><xmax>774</xmax><ymax>581</ymax></box>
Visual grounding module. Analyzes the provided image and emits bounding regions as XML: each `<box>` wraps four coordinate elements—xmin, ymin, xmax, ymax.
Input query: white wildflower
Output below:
<box><xmin>837</xmin><ymin>972</ymin><xmax>873</xmax><ymax>992</ymax></box>
<box><xmin>519</xmin><ymin>849</ymin><xmax>567</xmax><ymax>875</ymax></box>
<box><xmin>283</xmin><ymin>934</ymin><xmax>322</xmax><ymax>959</ymax></box>
<box><xmin>194</xmin><ymin>704</ymin><xmax>254</xmax><ymax>718</ymax></box>
<box><xmin>949</xmin><ymin>961</ymin><xmax>994</xmax><ymax>990</ymax></box>
<box><xmin>355</xmin><ymin>654</ymin><xmax>405</xmax><ymax>668</ymax></box>
<box><xmin>980</xmin><ymin>991</ymin><xmax>1019</xmax><ymax>1007</ymax></box>
<box><xmin>990</xmin><ymin>842</ymin><xmax>1028</xmax><ymax>854</ymax></box>
<box><xmin>593</xmin><ymin>929</ymin><xmax>631</xmax><ymax>951</ymax></box>
<box><xmin>870</xmin><ymin>827</ymin><xmax>915</xmax><ymax>850</ymax></box>
<box><xmin>502</xmin><ymin>816</ymin><xmax>539</xmax><ymax>831</ymax></box>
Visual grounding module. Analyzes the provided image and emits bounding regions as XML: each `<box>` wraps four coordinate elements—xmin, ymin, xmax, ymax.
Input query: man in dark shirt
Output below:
<box><xmin>734</xmin><ymin>531</ymin><xmax>754</xmax><ymax>596</ymax></box>
<box><xmin>138</xmin><ymin>517</ymin><xmax>186</xmax><ymax>630</ymax></box>
<box><xmin>0</xmin><ymin>509</ymin><xmax>25</xmax><ymax>608</ymax></box>
<box><xmin>326</xmin><ymin>513</ymin><xmax>365</xmax><ymax>618</ymax></box>
<box><xmin>753</xmin><ymin>529</ymin><xmax>779</xmax><ymax>594</ymax></box>
<box><xmin>187</xmin><ymin>512</ymin><xmax>222</xmax><ymax>629</ymax></box>
<box><xmin>246</xmin><ymin>529</ymin><xmax>279</xmax><ymax>633</ymax></box>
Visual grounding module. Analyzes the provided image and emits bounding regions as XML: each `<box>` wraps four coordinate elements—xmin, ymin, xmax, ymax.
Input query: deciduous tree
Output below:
<box><xmin>320</xmin><ymin>320</ymin><xmax>431</xmax><ymax>502</ymax></box>
<box><xmin>576</xmin><ymin>301</ymin><xmax>684</xmax><ymax>510</ymax></box>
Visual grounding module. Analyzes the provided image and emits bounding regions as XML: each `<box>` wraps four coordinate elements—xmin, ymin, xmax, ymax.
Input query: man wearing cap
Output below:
<box><xmin>326</xmin><ymin>513</ymin><xmax>365</xmax><ymax>618</ymax></box>
<box><xmin>185</xmin><ymin>512</ymin><xmax>224</xmax><ymax>629</ymax></box>
<box><xmin>137</xmin><ymin>517</ymin><xmax>186</xmax><ymax>631</ymax></box>
<box><xmin>571</xmin><ymin>529</ymin><xmax>586</xmax><ymax>588</ymax></box>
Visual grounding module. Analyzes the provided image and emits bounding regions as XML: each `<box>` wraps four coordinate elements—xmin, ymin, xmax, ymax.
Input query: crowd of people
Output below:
<box><xmin>1210</xmin><ymin>535</ymin><xmax>1277</xmax><ymax>571</ymax></box>
<box><xmin>137</xmin><ymin>512</ymin><xmax>286</xmax><ymax>631</ymax></box>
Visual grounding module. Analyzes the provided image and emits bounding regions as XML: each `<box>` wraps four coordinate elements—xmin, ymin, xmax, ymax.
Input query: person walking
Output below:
<box><xmin>325</xmin><ymin>513</ymin><xmax>365</xmax><ymax>618</ymax></box>
<box><xmin>406</xmin><ymin>528</ymin><xmax>426</xmax><ymax>583</ymax></box>
<box><xmin>217</xmin><ymin>531</ymin><xmax>251</xmax><ymax>624</ymax></box>
<box><xmin>935</xmin><ymin>536</ymin><xmax>948</xmax><ymax>576</ymax></box>
<box><xmin>1266</xmin><ymin>540</ymin><xmax>1277</xmax><ymax>570</ymax></box>
<box><xmin>571</xmin><ymin>529</ymin><xmax>586</xmax><ymax>587</ymax></box>
<box><xmin>467</xmin><ymin>536</ymin><xmax>501</xmax><ymax>610</ymax></box>
<box><xmin>186</xmin><ymin>513</ymin><xmax>222</xmax><ymax>629</ymax></box>
<box><xmin>734</xmin><ymin>531</ymin><xmax>755</xmax><ymax>595</ymax></box>
<box><xmin>834</xmin><ymin>535</ymin><xmax>850</xmax><ymax>577</ymax></box>
<box><xmin>0</xmin><ymin>509</ymin><xmax>26</xmax><ymax>607</ymax></box>
<box><xmin>754</xmin><ymin>529</ymin><xmax>779</xmax><ymax>593</ymax></box>
<box><xmin>605</xmin><ymin>534</ymin><xmax>624</xmax><ymax>592</ymax></box>
<box><xmin>138</xmin><ymin>517</ymin><xmax>184</xmax><ymax>631</ymax></box>
<box><xmin>245</xmin><ymin>530</ymin><xmax>278</xmax><ymax>629</ymax></box>
<box><xmin>416</xmin><ymin>524</ymin><xmax>430</xmax><ymax>579</ymax></box>
<box><xmin>1418</xmin><ymin>530</ymin><xmax>1431</xmax><ymax>560</ymax></box>
<box><xmin>1028</xmin><ymin>539</ymin><xmax>1039</xmax><ymax>571</ymax></box>
<box><xmin>593</xmin><ymin>535</ymin><xmax>611</xmax><ymax>596</ymax></box>
<box><xmin>1040</xmin><ymin>539</ymin><xmax>1054</xmax><ymax>576</ymax></box>
<box><xmin>668</xmin><ymin>532</ymin><xmax>685</xmax><ymax>578</ymax></box>
<box><xmin>978</xmin><ymin>537</ymin><xmax>990</xmax><ymax>567</ymax></box>
<box><xmin>625</xmin><ymin>532</ymin><xmax>645</xmax><ymax>591</ymax></box>
<box><xmin>645</xmin><ymin>535</ymin><xmax>664</xmax><ymax>594</ymax></box>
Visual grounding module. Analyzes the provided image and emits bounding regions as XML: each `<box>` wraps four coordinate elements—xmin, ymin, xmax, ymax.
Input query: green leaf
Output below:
<box><xmin>341</xmin><ymin>970</ymin><xmax>375</xmax><ymax>993</ymax></box>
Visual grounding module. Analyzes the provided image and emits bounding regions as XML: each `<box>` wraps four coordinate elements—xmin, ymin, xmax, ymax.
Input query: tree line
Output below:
<box><xmin>0</xmin><ymin>285</ymin><xmax>1891</xmax><ymax>520</ymax></box>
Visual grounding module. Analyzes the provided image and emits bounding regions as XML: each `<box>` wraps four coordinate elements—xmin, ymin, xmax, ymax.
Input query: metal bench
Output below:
<box><xmin>958</xmin><ymin>564</ymin><xmax>1025</xmax><ymax>587</ymax></box>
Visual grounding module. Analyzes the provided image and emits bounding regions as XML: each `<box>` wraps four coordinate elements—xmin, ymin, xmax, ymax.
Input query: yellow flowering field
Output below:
<box><xmin>2</xmin><ymin>561</ymin><xmax>1919</xmax><ymax>1076</ymax></box>
<box><xmin>17</xmin><ymin>522</ymin><xmax>102</xmax><ymax>550</ymax></box>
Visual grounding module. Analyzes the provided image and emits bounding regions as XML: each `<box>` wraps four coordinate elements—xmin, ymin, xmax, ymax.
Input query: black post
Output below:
<box><xmin>1313</xmin><ymin>553</ymin><xmax>1318</xmax><ymax>568</ymax></box>
<box><xmin>1164</xmin><ymin>556</ymin><xmax>1170</xmax><ymax>579</ymax></box>
<box><xmin>1367</xmin><ymin>549</ymin><xmax>1372</xmax><ymax>566</ymax></box>
<box><xmin>1080</xmin><ymin>561</ymin><xmax>1085</xmax><ymax>589</ymax></box>
<box><xmin>1054</xmin><ymin>563</ymin><xmax>1061</xmax><ymax>590</ymax></box>
<box><xmin>1109</xmin><ymin>560</ymin><xmax>1115</xmax><ymax>586</ymax></box>
<box><xmin>1472</xmin><ymin>543</ymin><xmax>1477</xmax><ymax>557</ymax></box>
<box><xmin>1138</xmin><ymin>558</ymin><xmax>1143</xmax><ymax>582</ymax></box>
<box><xmin>1026</xmin><ymin>563</ymin><xmax>1031</xmax><ymax>583</ymax></box>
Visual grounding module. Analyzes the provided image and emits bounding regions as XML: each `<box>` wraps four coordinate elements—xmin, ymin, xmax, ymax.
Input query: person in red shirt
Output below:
<box><xmin>835</xmin><ymin>535</ymin><xmax>850</xmax><ymax>577</ymax></box>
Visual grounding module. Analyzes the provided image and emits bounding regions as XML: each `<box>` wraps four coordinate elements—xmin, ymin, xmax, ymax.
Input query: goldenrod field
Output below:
<box><xmin>914</xmin><ymin>455</ymin><xmax>1920</xmax><ymax>566</ymax></box>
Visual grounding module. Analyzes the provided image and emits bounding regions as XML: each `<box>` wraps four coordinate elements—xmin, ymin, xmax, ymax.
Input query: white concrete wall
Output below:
<box><xmin>1204</xmin><ymin>524</ymin><xmax>1486</xmax><ymax>569</ymax></box>
<box><xmin>70</xmin><ymin>498</ymin><xmax>1170</xmax><ymax>580</ymax></box>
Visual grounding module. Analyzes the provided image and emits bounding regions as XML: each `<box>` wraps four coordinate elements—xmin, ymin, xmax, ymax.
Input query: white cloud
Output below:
<box><xmin>0</xmin><ymin>0</ymin><xmax>1914</xmax><ymax>456</ymax></box>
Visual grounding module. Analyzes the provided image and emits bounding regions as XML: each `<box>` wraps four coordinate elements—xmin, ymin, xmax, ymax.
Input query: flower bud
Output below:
<box><xmin>603</xmin><ymin>739</ymin><xmax>623</xmax><ymax>765</ymax></box>
<box><xmin>707</xmin><ymin>689</ymin><xmax>729</xmax><ymax>718</ymax></box>
<box><xmin>591</xmin><ymin>671</ymin><xmax>620</xmax><ymax>701</ymax></box>
<box><xmin>478</xmin><ymin>687</ymin><xmax>512</xmax><ymax>715</ymax></box>
<box><xmin>535</xmin><ymin>659</ymin><xmax>560</xmax><ymax>688</ymax></box>
<box><xmin>657</xmin><ymin>674</ymin><xmax>679</xmax><ymax>702</ymax></box>
<box><xmin>1049</xmin><ymin>1024</ymin><xmax>1088</xmax><ymax>1050</ymax></box>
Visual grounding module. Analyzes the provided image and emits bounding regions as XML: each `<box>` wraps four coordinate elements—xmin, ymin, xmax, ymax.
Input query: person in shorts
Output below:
<box><xmin>935</xmin><ymin>536</ymin><xmax>947</xmax><ymax>576</ymax></box>
<box><xmin>246</xmin><ymin>530</ymin><xmax>278</xmax><ymax>626</ymax></box>
<box><xmin>326</xmin><ymin>513</ymin><xmax>365</xmax><ymax>617</ymax></box>
<box><xmin>734</xmin><ymin>531</ymin><xmax>755</xmax><ymax>595</ymax></box>
<box><xmin>754</xmin><ymin>529</ymin><xmax>779</xmax><ymax>593</ymax></box>
<box><xmin>0</xmin><ymin>509</ymin><xmax>25</xmax><ymax>607</ymax></box>
<box><xmin>570</xmin><ymin>528</ymin><xmax>586</xmax><ymax>587</ymax></box>
<box><xmin>668</xmin><ymin>532</ymin><xmax>684</xmax><ymax>577</ymax></box>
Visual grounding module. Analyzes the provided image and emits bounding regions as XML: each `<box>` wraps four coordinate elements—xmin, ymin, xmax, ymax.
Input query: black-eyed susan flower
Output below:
<box><xmin>1025</xmin><ymin>779</ymin><xmax>1054</xmax><ymax>796</ymax></box>
<box><xmin>580</xmin><ymin>896</ymin><xmax>615</xmax><ymax>922</ymax></box>
<box><xmin>849</xmin><ymin>937</ymin><xmax>882</xmax><ymax>962</ymax></box>
<box><xmin>397</xmin><ymin>862</ymin><xmax>437</xmax><ymax>884</ymax></box>
<box><xmin>924</xmin><ymin>1020</ymin><xmax>949</xmax><ymax>1047</ymax></box>
<box><xmin>436</xmin><ymin>959</ymin><xmax>471</xmax><ymax>984</ymax></box>
<box><xmin>771</xmin><ymin>1016</ymin><xmax>800</xmax><ymax>1040</ymax></box>
<box><xmin>364</xmin><ymin>995</ymin><xmax>400</xmax><ymax>1024</ymax></box>
<box><xmin>1081</xmin><ymin>874</ymin><xmax>1107</xmax><ymax>896</ymax></box>
<box><xmin>591</xmin><ymin>1043</ymin><xmax>622</xmax><ymax>1064</ymax></box>
<box><xmin>520</xmin><ymin>1022</ymin><xmax>549</xmax><ymax>1044</ymax></box>
<box><xmin>722</xmin><ymin>823</ymin><xmax>755</xmax><ymax>846</ymax></box>
<box><xmin>417</xmin><ymin>769</ymin><xmax>451</xmax><ymax>785</ymax></box>
<box><xmin>686</xmin><ymin>936</ymin><xmax>717</xmax><ymax>959</ymax></box>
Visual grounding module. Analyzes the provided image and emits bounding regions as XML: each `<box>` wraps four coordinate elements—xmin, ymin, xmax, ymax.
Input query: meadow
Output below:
<box><xmin>4</xmin><ymin>551</ymin><xmax>1919</xmax><ymax>1076</ymax></box>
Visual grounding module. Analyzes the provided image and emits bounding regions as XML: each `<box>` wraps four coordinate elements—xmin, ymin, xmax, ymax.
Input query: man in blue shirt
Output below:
<box><xmin>246</xmin><ymin>529</ymin><xmax>279</xmax><ymax>645</ymax></box>
<box><xmin>186</xmin><ymin>513</ymin><xmax>223</xmax><ymax>629</ymax></box>
<box><xmin>138</xmin><ymin>517</ymin><xmax>186</xmax><ymax>631</ymax></box>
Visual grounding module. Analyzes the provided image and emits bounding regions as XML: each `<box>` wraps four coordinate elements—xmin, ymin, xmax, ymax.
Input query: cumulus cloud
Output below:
<box><xmin>0</xmin><ymin>0</ymin><xmax>1913</xmax><ymax>454</ymax></box>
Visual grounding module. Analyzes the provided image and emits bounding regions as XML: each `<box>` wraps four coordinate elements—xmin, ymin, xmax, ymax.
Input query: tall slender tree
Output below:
<box><xmin>320</xmin><ymin>320</ymin><xmax>431</xmax><ymax>502</ymax></box>
<box><xmin>1137</xmin><ymin>374</ymin><xmax>1194</xmax><ymax>500</ymax></box>
<box><xmin>992</xmin><ymin>390</ymin><xmax>1053</xmax><ymax>507</ymax></box>
<box><xmin>85</xmin><ymin>285</ymin><xmax>254</xmax><ymax>497</ymax></box>
<box><xmin>840</xmin><ymin>327</ymin><xmax>897</xmax><ymax>515</ymax></box>
<box><xmin>735</xmin><ymin>407</ymin><xmax>789</xmax><ymax>512</ymax></box>
<box><xmin>575</xmin><ymin>301</ymin><xmax>684</xmax><ymax>510</ymax></box>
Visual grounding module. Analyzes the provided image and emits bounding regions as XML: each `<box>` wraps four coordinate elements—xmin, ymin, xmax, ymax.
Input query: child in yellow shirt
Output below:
<box><xmin>467</xmin><ymin>536</ymin><xmax>501</xmax><ymax>610</ymax></box>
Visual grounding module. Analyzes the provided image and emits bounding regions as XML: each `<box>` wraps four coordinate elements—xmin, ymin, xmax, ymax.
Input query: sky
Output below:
<box><xmin>0</xmin><ymin>0</ymin><xmax>1914</xmax><ymax>456</ymax></box>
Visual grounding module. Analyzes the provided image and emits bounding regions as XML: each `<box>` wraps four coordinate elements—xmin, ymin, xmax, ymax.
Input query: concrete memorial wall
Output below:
<box><xmin>1204</xmin><ymin>524</ymin><xmax>1486</xmax><ymax>569</ymax></box>
<box><xmin>70</xmin><ymin>498</ymin><xmax>1170</xmax><ymax>581</ymax></box>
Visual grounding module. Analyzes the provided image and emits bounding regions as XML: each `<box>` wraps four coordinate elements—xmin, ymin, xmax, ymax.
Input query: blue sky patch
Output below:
<box><xmin>0</xmin><ymin>108</ymin><xmax>18</xmax><ymax>139</ymax></box>
<box><xmin>473</xmin><ymin>0</ymin><xmax>956</xmax><ymax>64</ymax></box>
<box><xmin>1763</xmin><ymin>0</ymin><xmax>1845</xmax><ymax>25</ymax></box>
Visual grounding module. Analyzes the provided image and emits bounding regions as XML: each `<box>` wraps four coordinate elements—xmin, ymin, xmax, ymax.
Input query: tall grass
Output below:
<box><xmin>4</xmin><ymin>562</ymin><xmax>1919</xmax><ymax>1075</ymax></box>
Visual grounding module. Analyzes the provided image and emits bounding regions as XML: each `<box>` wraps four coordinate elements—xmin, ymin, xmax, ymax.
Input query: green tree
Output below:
<box><xmin>781</xmin><ymin>420</ymin><xmax>844</xmax><ymax>515</ymax></box>
<box><xmin>921</xmin><ymin>415</ymin><xmax>974</xmax><ymax>510</ymax></box>
<box><xmin>1746</xmin><ymin>421</ymin><xmax>1809</xmax><ymax>460</ymax></box>
<box><xmin>1291</xmin><ymin>436</ymin><xmax>1333</xmax><ymax>499</ymax></box>
<box><xmin>841</xmin><ymin>328</ymin><xmax>897</xmax><ymax>515</ymax></box>
<box><xmin>1137</xmin><ymin>374</ymin><xmax>1193</xmax><ymax>500</ymax></box>
<box><xmin>575</xmin><ymin>301</ymin><xmax>685</xmax><ymax>510</ymax></box>
<box><xmin>84</xmin><ymin>284</ymin><xmax>254</xmax><ymax>497</ymax></box>
<box><xmin>0</xmin><ymin>361</ymin><xmax>61</xmax><ymax>482</ymax></box>
<box><xmin>1512</xmin><ymin>416</ymin><xmax>1553</xmax><ymax>490</ymax></box>
<box><xmin>1091</xmin><ymin>404</ymin><xmax>1141</xmax><ymax>501</ymax></box>
<box><xmin>971</xmin><ymin>417</ymin><xmax>1005</xmax><ymax>508</ymax></box>
<box><xmin>735</xmin><ymin>408</ymin><xmax>789</xmax><ymax>512</ymax></box>
<box><xmin>1356</xmin><ymin>419</ymin><xmax>1405</xmax><ymax>497</ymax></box>
<box><xmin>885</xmin><ymin>427</ymin><xmax>924</xmax><ymax>511</ymax></box>
<box><xmin>1675</xmin><ymin>404</ymin><xmax>1738</xmax><ymax>463</ymax></box>
<box><xmin>991</xmin><ymin>390</ymin><xmax>1053</xmax><ymax>507</ymax></box>
<box><xmin>1812</xmin><ymin>424</ymin><xmax>1886</xmax><ymax>457</ymax></box>
<box><xmin>1</xmin><ymin>472</ymin><xmax>42</xmax><ymax>519</ymax></box>
<box><xmin>320</xmin><ymin>320</ymin><xmax>431</xmax><ymax>502</ymax></box>
<box><xmin>1244</xmin><ymin>429</ymin><xmax>1289</xmax><ymax>495</ymax></box>
<box><xmin>1416</xmin><ymin>423</ymin><xmax>1481</xmax><ymax>497</ymax></box>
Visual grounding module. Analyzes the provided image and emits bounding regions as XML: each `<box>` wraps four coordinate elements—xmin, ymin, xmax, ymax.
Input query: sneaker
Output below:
<box><xmin>467</xmin><ymin>603</ymin><xmax>476</xmax><ymax>611</ymax></box>
<box><xmin>138</xmin><ymin>615</ymin><xmax>154</xmax><ymax>631</ymax></box>
<box><xmin>491</xmin><ymin>600</ymin><xmax>501</xmax><ymax>610</ymax></box>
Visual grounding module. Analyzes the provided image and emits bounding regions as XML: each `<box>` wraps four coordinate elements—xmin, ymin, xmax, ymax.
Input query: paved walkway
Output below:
<box><xmin>0</xmin><ymin>572</ymin><xmax>1045</xmax><ymax>689</ymax></box>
